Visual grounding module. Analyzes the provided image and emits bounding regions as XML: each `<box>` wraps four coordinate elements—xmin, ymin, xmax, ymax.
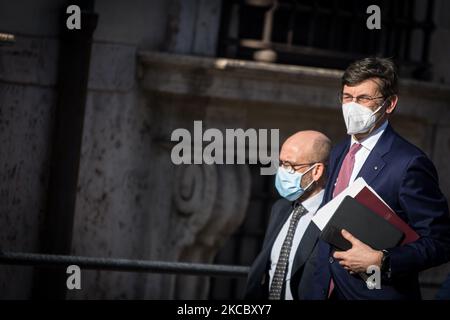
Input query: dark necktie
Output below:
<box><xmin>269</xmin><ymin>203</ymin><xmax>308</xmax><ymax>300</ymax></box>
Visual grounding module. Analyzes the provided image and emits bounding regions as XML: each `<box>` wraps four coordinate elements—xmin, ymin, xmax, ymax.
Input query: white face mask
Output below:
<box><xmin>342</xmin><ymin>100</ymin><xmax>386</xmax><ymax>135</ymax></box>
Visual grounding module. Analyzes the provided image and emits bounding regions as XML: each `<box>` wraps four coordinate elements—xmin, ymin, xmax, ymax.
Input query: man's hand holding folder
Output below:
<box><xmin>320</xmin><ymin>195</ymin><xmax>405</xmax><ymax>274</ymax></box>
<box><xmin>320</xmin><ymin>195</ymin><xmax>405</xmax><ymax>251</ymax></box>
<box><xmin>333</xmin><ymin>229</ymin><xmax>383</xmax><ymax>274</ymax></box>
<box><xmin>312</xmin><ymin>177</ymin><xmax>419</xmax><ymax>275</ymax></box>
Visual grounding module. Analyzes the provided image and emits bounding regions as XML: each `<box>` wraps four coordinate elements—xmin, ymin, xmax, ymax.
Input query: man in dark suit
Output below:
<box><xmin>307</xmin><ymin>57</ymin><xmax>450</xmax><ymax>300</ymax></box>
<box><xmin>245</xmin><ymin>130</ymin><xmax>331</xmax><ymax>300</ymax></box>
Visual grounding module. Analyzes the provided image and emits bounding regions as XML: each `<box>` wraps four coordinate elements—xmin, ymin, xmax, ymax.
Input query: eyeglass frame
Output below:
<box><xmin>279</xmin><ymin>160</ymin><xmax>320</xmax><ymax>174</ymax></box>
<box><xmin>338</xmin><ymin>92</ymin><xmax>385</xmax><ymax>105</ymax></box>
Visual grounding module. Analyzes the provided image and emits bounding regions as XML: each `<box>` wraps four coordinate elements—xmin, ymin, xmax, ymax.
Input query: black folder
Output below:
<box><xmin>320</xmin><ymin>196</ymin><xmax>404</xmax><ymax>251</ymax></box>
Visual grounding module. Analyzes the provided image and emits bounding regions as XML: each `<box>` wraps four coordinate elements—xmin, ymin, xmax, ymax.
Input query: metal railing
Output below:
<box><xmin>0</xmin><ymin>251</ymin><xmax>250</xmax><ymax>278</ymax></box>
<box><xmin>0</xmin><ymin>252</ymin><xmax>442</xmax><ymax>293</ymax></box>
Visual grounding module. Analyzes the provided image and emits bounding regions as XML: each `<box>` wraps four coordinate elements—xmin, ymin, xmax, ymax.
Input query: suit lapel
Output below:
<box><xmin>356</xmin><ymin>151</ymin><xmax>386</xmax><ymax>184</ymax></box>
<box><xmin>257</xmin><ymin>201</ymin><xmax>294</xmax><ymax>270</ymax></box>
<box><xmin>248</xmin><ymin>201</ymin><xmax>293</xmax><ymax>291</ymax></box>
<box><xmin>266</xmin><ymin>202</ymin><xmax>294</xmax><ymax>248</ymax></box>
<box><xmin>291</xmin><ymin>221</ymin><xmax>320</xmax><ymax>276</ymax></box>
<box><xmin>356</xmin><ymin>124</ymin><xmax>394</xmax><ymax>184</ymax></box>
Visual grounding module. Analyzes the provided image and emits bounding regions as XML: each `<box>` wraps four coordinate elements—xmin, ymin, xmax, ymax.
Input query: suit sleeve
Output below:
<box><xmin>388</xmin><ymin>154</ymin><xmax>450</xmax><ymax>277</ymax></box>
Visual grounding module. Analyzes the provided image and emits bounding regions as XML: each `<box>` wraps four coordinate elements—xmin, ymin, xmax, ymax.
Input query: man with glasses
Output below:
<box><xmin>308</xmin><ymin>57</ymin><xmax>450</xmax><ymax>300</ymax></box>
<box><xmin>245</xmin><ymin>130</ymin><xmax>331</xmax><ymax>300</ymax></box>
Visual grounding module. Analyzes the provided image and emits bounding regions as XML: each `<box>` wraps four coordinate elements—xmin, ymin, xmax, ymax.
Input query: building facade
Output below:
<box><xmin>1</xmin><ymin>0</ymin><xmax>449</xmax><ymax>299</ymax></box>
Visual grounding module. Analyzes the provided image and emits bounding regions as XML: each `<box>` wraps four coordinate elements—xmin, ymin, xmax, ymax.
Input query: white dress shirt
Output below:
<box><xmin>269</xmin><ymin>189</ymin><xmax>325</xmax><ymax>300</ymax></box>
<box><xmin>349</xmin><ymin>120</ymin><xmax>388</xmax><ymax>183</ymax></box>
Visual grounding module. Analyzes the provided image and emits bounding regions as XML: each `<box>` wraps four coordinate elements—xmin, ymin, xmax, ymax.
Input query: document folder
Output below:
<box><xmin>354</xmin><ymin>187</ymin><xmax>419</xmax><ymax>244</ymax></box>
<box><xmin>320</xmin><ymin>196</ymin><xmax>404</xmax><ymax>251</ymax></box>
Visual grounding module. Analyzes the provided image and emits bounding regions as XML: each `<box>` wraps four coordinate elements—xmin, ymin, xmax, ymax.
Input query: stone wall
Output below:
<box><xmin>0</xmin><ymin>0</ymin><xmax>174</xmax><ymax>299</ymax></box>
<box><xmin>0</xmin><ymin>4</ymin><xmax>60</xmax><ymax>297</ymax></box>
<box><xmin>430</xmin><ymin>0</ymin><xmax>450</xmax><ymax>84</ymax></box>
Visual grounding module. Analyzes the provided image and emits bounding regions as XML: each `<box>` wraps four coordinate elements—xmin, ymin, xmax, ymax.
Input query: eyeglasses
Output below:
<box><xmin>339</xmin><ymin>93</ymin><xmax>385</xmax><ymax>105</ymax></box>
<box><xmin>279</xmin><ymin>160</ymin><xmax>316</xmax><ymax>174</ymax></box>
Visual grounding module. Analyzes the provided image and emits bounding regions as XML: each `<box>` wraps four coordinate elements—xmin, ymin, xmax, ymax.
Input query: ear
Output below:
<box><xmin>312</xmin><ymin>163</ymin><xmax>325</xmax><ymax>181</ymax></box>
<box><xmin>386</xmin><ymin>95</ymin><xmax>398</xmax><ymax>114</ymax></box>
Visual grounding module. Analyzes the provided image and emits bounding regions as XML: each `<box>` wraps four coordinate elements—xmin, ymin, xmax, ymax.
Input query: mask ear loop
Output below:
<box><xmin>366</xmin><ymin>97</ymin><xmax>390</xmax><ymax>135</ymax></box>
<box><xmin>376</xmin><ymin>97</ymin><xmax>389</xmax><ymax>114</ymax></box>
<box><xmin>300</xmin><ymin>163</ymin><xmax>318</xmax><ymax>192</ymax></box>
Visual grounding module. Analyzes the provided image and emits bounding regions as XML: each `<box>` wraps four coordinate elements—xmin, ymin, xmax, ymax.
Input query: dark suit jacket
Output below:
<box><xmin>244</xmin><ymin>198</ymin><xmax>321</xmax><ymax>300</ymax></box>
<box><xmin>307</xmin><ymin>124</ymin><xmax>450</xmax><ymax>300</ymax></box>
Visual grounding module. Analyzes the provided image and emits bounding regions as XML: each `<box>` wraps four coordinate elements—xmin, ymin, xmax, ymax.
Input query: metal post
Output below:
<box><xmin>32</xmin><ymin>0</ymin><xmax>98</xmax><ymax>299</ymax></box>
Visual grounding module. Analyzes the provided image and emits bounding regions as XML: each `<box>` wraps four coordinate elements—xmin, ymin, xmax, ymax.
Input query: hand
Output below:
<box><xmin>333</xmin><ymin>229</ymin><xmax>383</xmax><ymax>274</ymax></box>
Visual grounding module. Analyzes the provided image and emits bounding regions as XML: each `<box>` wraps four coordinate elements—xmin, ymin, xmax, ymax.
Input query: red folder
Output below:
<box><xmin>354</xmin><ymin>187</ymin><xmax>419</xmax><ymax>245</ymax></box>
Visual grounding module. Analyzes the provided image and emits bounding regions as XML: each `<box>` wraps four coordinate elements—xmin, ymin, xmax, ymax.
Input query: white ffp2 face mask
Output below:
<box><xmin>342</xmin><ymin>101</ymin><xmax>386</xmax><ymax>135</ymax></box>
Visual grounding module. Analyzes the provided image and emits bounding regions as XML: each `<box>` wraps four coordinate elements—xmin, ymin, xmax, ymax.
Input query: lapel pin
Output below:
<box><xmin>374</xmin><ymin>166</ymin><xmax>378</xmax><ymax>170</ymax></box>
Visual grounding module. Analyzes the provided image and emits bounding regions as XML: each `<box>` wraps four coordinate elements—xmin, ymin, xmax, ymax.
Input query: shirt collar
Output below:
<box><xmin>297</xmin><ymin>189</ymin><xmax>324</xmax><ymax>214</ymax></box>
<box><xmin>351</xmin><ymin>120</ymin><xmax>388</xmax><ymax>152</ymax></box>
